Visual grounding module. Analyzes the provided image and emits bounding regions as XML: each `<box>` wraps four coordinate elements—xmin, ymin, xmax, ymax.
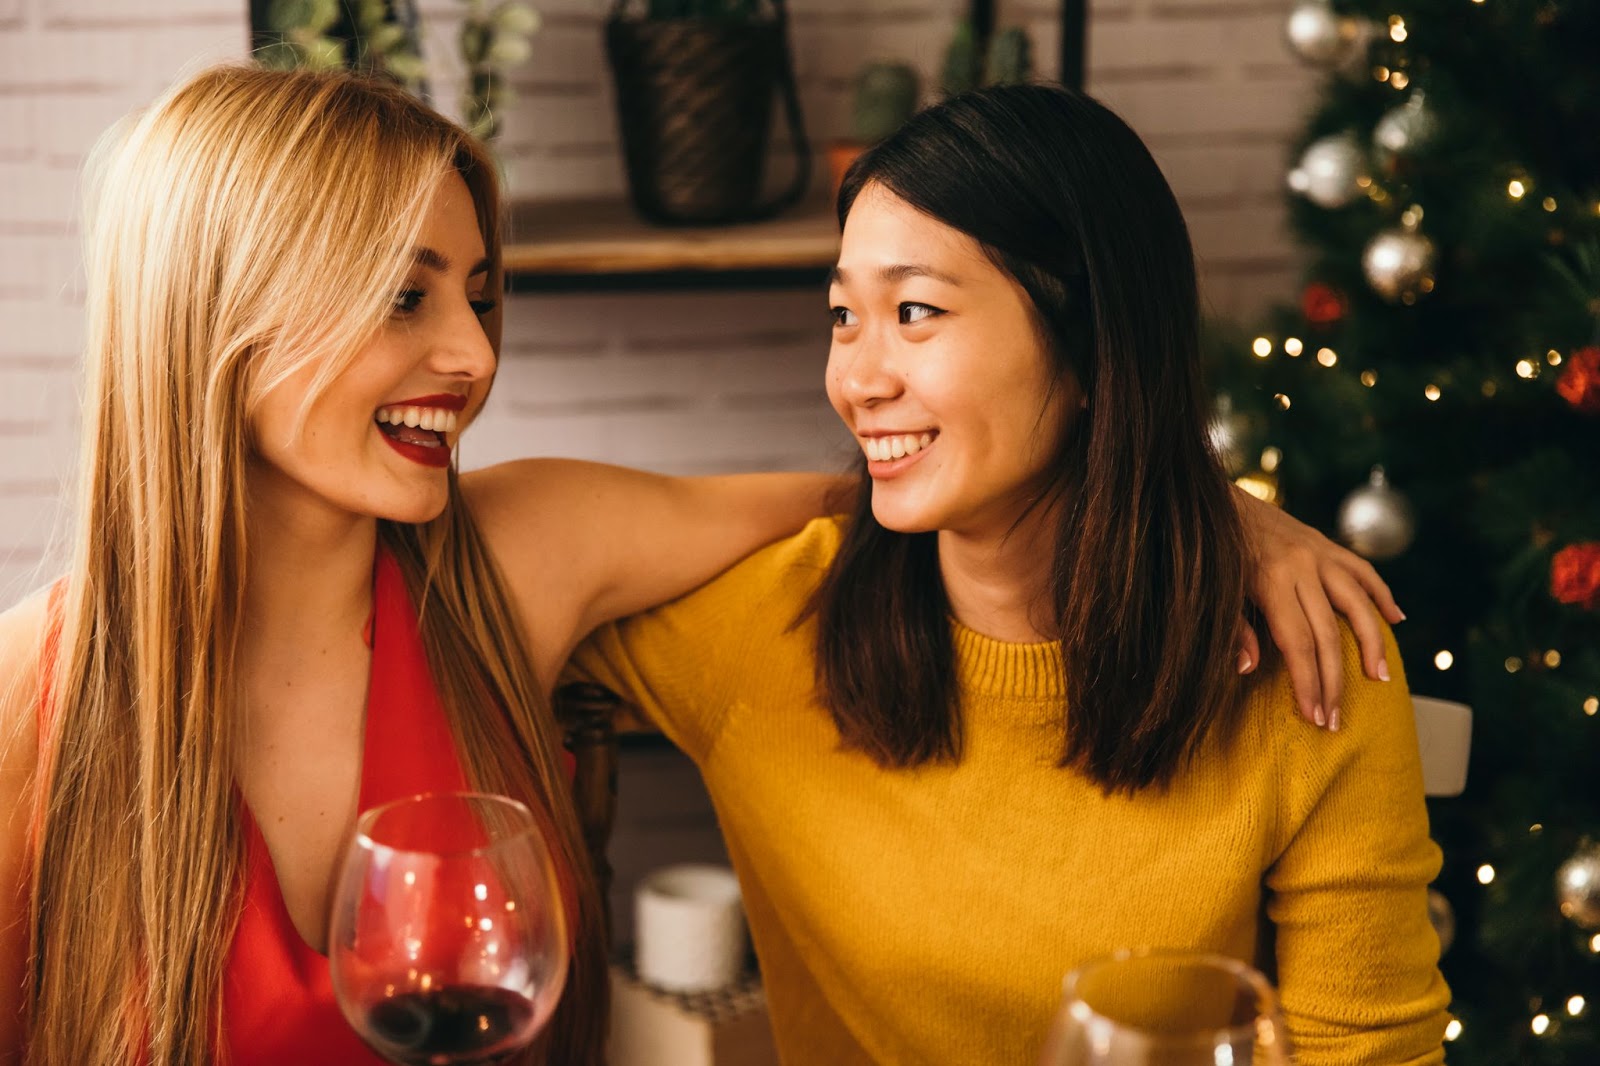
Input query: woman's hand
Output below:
<box><xmin>1233</xmin><ymin>486</ymin><xmax>1404</xmax><ymax>731</ymax></box>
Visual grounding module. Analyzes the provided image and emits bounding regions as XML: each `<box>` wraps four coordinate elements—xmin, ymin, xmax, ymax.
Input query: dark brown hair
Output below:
<box><xmin>805</xmin><ymin>83</ymin><xmax>1248</xmax><ymax>793</ymax></box>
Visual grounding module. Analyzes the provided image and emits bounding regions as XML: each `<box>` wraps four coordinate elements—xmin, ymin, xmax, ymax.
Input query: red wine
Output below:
<box><xmin>364</xmin><ymin>984</ymin><xmax>535</xmax><ymax>1065</ymax></box>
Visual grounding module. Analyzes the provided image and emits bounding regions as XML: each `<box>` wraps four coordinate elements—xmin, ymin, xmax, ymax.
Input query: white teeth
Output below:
<box><xmin>374</xmin><ymin>405</ymin><xmax>461</xmax><ymax>434</ymax></box>
<box><xmin>863</xmin><ymin>432</ymin><xmax>934</xmax><ymax>462</ymax></box>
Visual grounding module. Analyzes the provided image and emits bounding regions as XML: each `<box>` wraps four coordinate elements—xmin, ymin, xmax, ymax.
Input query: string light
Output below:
<box><xmin>1584</xmin><ymin>697</ymin><xmax>1598</xmax><ymax>716</ymax></box>
<box><xmin>1591</xmin><ymin>933</ymin><xmax>1600</xmax><ymax>953</ymax></box>
<box><xmin>1548</xmin><ymin>349</ymin><xmax>1564</xmax><ymax>366</ymax></box>
<box><xmin>1252</xmin><ymin>337</ymin><xmax>1272</xmax><ymax>358</ymax></box>
<box><xmin>1532</xmin><ymin>1013</ymin><xmax>1550</xmax><ymax>1036</ymax></box>
<box><xmin>1544</xmin><ymin>649</ymin><xmax>1561</xmax><ymax>668</ymax></box>
<box><xmin>1317</xmin><ymin>348</ymin><xmax>1338</xmax><ymax>367</ymax></box>
<box><xmin>1273</xmin><ymin>393</ymin><xmax>1291</xmax><ymax>410</ymax></box>
<box><xmin>1424</xmin><ymin>384</ymin><xmax>1441</xmax><ymax>400</ymax></box>
<box><xmin>1284</xmin><ymin>337</ymin><xmax>1304</xmax><ymax>356</ymax></box>
<box><xmin>1390</xmin><ymin>70</ymin><xmax>1410</xmax><ymax>89</ymax></box>
<box><xmin>1508</xmin><ymin>179</ymin><xmax>1527</xmax><ymax>200</ymax></box>
<box><xmin>1434</xmin><ymin>650</ymin><xmax>1454</xmax><ymax>670</ymax></box>
<box><xmin>1516</xmin><ymin>359</ymin><xmax>1538</xmax><ymax>378</ymax></box>
<box><xmin>1530</xmin><ymin>823</ymin><xmax>1543</xmax><ymax>834</ymax></box>
<box><xmin>1543</xmin><ymin>197</ymin><xmax>1558</xmax><ymax>212</ymax></box>
<box><xmin>1361</xmin><ymin>370</ymin><xmax>1378</xmax><ymax>387</ymax></box>
<box><xmin>1389</xmin><ymin>15</ymin><xmax>1408</xmax><ymax>41</ymax></box>
<box><xmin>1569</xmin><ymin>996</ymin><xmax>1586</xmax><ymax>1016</ymax></box>
<box><xmin>1482</xmin><ymin>380</ymin><xmax>1498</xmax><ymax>397</ymax></box>
<box><xmin>1506</xmin><ymin>656</ymin><xmax>1523</xmax><ymax>673</ymax></box>
<box><xmin>1477</xmin><ymin>864</ymin><xmax>1496</xmax><ymax>884</ymax></box>
<box><xmin>1374</xmin><ymin>65</ymin><xmax>1391</xmax><ymax>82</ymax></box>
<box><xmin>1445</xmin><ymin>1019</ymin><xmax>1463</xmax><ymax>1041</ymax></box>
<box><xmin>1261</xmin><ymin>447</ymin><xmax>1282</xmax><ymax>473</ymax></box>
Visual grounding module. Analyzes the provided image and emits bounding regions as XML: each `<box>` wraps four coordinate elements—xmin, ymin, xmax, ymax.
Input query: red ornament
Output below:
<box><xmin>1301</xmin><ymin>282</ymin><xmax>1347</xmax><ymax>328</ymax></box>
<box><xmin>1556</xmin><ymin>346</ymin><xmax>1600</xmax><ymax>414</ymax></box>
<box><xmin>1551</xmin><ymin>543</ymin><xmax>1600</xmax><ymax>611</ymax></box>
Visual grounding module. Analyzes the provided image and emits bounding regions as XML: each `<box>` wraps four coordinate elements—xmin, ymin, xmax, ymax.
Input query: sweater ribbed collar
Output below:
<box><xmin>949</xmin><ymin>617</ymin><xmax>1066</xmax><ymax>701</ymax></box>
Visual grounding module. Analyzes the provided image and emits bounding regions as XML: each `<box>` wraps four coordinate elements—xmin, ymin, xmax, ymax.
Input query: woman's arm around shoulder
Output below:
<box><xmin>0</xmin><ymin>589</ymin><xmax>52</xmax><ymax>1064</ymax></box>
<box><xmin>460</xmin><ymin>459</ymin><xmax>844</xmax><ymax>682</ymax></box>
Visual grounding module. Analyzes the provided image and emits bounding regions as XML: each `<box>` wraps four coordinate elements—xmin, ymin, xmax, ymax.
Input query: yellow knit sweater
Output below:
<box><xmin>568</xmin><ymin>518</ymin><xmax>1450</xmax><ymax>1065</ymax></box>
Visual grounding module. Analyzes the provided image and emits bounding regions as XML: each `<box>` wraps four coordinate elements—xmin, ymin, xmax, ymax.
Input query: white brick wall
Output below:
<box><xmin>0</xmin><ymin>0</ymin><xmax>1316</xmax><ymax>608</ymax></box>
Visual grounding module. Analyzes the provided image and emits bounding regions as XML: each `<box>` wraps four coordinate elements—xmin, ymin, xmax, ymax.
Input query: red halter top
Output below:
<box><xmin>220</xmin><ymin>547</ymin><xmax>470</xmax><ymax>1063</ymax></box>
<box><xmin>35</xmin><ymin>547</ymin><xmax>567</xmax><ymax>1062</ymax></box>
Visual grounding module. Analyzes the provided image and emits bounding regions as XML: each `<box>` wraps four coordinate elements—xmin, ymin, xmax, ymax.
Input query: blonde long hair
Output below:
<box><xmin>27</xmin><ymin>65</ymin><xmax>606</xmax><ymax>1064</ymax></box>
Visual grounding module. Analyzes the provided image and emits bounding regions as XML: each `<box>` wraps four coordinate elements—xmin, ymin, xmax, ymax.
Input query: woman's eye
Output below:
<box><xmin>394</xmin><ymin>288</ymin><xmax>425</xmax><ymax>314</ymax></box>
<box><xmin>469</xmin><ymin>298</ymin><xmax>498</xmax><ymax>317</ymax></box>
<box><xmin>899</xmin><ymin>302</ymin><xmax>942</xmax><ymax>325</ymax></box>
<box><xmin>830</xmin><ymin>306</ymin><xmax>857</xmax><ymax>327</ymax></box>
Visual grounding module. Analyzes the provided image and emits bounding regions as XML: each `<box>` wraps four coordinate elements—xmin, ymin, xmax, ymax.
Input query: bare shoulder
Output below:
<box><xmin>0</xmin><ymin>587</ymin><xmax>52</xmax><ymax>782</ymax></box>
<box><xmin>0</xmin><ymin>587</ymin><xmax>52</xmax><ymax>1058</ymax></box>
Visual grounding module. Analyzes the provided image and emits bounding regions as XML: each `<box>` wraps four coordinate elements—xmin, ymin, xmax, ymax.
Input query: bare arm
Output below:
<box><xmin>462</xmin><ymin>459</ymin><xmax>845</xmax><ymax>684</ymax></box>
<box><xmin>1234</xmin><ymin>485</ymin><xmax>1405</xmax><ymax>731</ymax></box>
<box><xmin>0</xmin><ymin>591</ymin><xmax>50</xmax><ymax>1064</ymax></box>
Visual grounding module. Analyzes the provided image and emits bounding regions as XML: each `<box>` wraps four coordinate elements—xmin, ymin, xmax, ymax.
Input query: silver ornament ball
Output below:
<box><xmin>1337</xmin><ymin>466</ymin><xmax>1416</xmax><ymax>560</ymax></box>
<box><xmin>1557</xmin><ymin>844</ymin><xmax>1600</xmax><ymax>929</ymax></box>
<box><xmin>1208</xmin><ymin>392</ymin><xmax>1254</xmax><ymax>477</ymax></box>
<box><xmin>1288</xmin><ymin>134</ymin><xmax>1368</xmax><ymax>209</ymax></box>
<box><xmin>1373</xmin><ymin>92</ymin><xmax>1439</xmax><ymax>168</ymax></box>
<box><xmin>1285</xmin><ymin>0</ymin><xmax>1361</xmax><ymax>67</ymax></box>
<box><xmin>1427</xmin><ymin>889</ymin><xmax>1455</xmax><ymax>954</ymax></box>
<box><xmin>1363</xmin><ymin>226</ymin><xmax>1437</xmax><ymax>302</ymax></box>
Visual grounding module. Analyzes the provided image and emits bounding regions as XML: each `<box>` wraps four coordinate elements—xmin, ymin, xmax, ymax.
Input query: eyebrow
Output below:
<box><xmin>829</xmin><ymin>263</ymin><xmax>964</xmax><ymax>288</ymax></box>
<box><xmin>412</xmin><ymin>247</ymin><xmax>491</xmax><ymax>277</ymax></box>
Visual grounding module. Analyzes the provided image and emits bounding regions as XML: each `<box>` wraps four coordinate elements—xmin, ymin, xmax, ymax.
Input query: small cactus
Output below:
<box><xmin>939</xmin><ymin>20</ymin><xmax>981</xmax><ymax>99</ymax></box>
<box><xmin>984</xmin><ymin>26</ymin><xmax>1032</xmax><ymax>86</ymax></box>
<box><xmin>853</xmin><ymin>62</ymin><xmax>919</xmax><ymax>144</ymax></box>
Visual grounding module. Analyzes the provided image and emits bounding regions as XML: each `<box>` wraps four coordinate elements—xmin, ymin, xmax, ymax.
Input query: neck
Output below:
<box><xmin>242</xmin><ymin>477</ymin><xmax>379</xmax><ymax>663</ymax></box>
<box><xmin>937</xmin><ymin>501</ymin><xmax>1060</xmax><ymax>644</ymax></box>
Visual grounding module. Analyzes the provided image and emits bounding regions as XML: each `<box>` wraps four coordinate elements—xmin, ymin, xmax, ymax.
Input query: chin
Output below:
<box><xmin>868</xmin><ymin>494</ymin><xmax>941</xmax><ymax>535</ymax></box>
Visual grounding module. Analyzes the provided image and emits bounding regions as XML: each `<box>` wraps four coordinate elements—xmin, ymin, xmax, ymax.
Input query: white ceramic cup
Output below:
<box><xmin>634</xmin><ymin>863</ymin><xmax>747</xmax><ymax>994</ymax></box>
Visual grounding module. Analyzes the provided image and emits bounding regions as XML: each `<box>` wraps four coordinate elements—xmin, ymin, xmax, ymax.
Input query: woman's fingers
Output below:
<box><xmin>1325</xmin><ymin>567</ymin><xmax>1393</xmax><ymax>684</ymax></box>
<box><xmin>1236</xmin><ymin>619</ymin><xmax>1261</xmax><ymax>675</ymax></box>
<box><xmin>1295</xmin><ymin>579</ymin><xmax>1346</xmax><ymax>730</ymax></box>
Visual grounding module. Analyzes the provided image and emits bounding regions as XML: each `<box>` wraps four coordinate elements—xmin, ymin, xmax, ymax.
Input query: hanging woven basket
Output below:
<box><xmin>604</xmin><ymin>0</ymin><xmax>810</xmax><ymax>225</ymax></box>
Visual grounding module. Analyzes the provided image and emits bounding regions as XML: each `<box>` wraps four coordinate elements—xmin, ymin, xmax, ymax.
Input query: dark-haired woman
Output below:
<box><xmin>570</xmin><ymin>84</ymin><xmax>1449</xmax><ymax>1065</ymax></box>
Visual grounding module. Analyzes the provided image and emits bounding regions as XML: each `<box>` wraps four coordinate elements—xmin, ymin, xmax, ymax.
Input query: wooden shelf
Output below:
<box><xmin>502</xmin><ymin>197</ymin><xmax>839</xmax><ymax>292</ymax></box>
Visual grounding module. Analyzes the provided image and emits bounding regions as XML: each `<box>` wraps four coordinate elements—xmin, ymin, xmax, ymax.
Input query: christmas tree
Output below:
<box><xmin>1205</xmin><ymin>1</ymin><xmax>1600</xmax><ymax>1061</ymax></box>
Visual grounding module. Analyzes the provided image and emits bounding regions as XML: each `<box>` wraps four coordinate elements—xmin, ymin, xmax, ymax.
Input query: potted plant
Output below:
<box><xmin>253</xmin><ymin>0</ymin><xmax>540</xmax><ymax>141</ymax></box>
<box><xmin>604</xmin><ymin>0</ymin><xmax>811</xmax><ymax>226</ymax></box>
<box><xmin>826</xmin><ymin>62</ymin><xmax>919</xmax><ymax>204</ymax></box>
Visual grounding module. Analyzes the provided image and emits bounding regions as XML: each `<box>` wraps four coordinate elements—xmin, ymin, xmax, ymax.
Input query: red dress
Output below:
<box><xmin>36</xmin><ymin>548</ymin><xmax>563</xmax><ymax>1062</ymax></box>
<box><xmin>220</xmin><ymin>547</ymin><xmax>470</xmax><ymax>1063</ymax></box>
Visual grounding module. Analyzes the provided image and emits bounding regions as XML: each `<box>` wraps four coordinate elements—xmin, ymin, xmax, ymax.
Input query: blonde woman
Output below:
<box><xmin>0</xmin><ymin>66</ymin><xmax>1399</xmax><ymax>1064</ymax></box>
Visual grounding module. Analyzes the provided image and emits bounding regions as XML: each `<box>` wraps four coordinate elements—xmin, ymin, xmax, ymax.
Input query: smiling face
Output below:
<box><xmin>826</xmin><ymin>182</ymin><xmax>1083</xmax><ymax>539</ymax></box>
<box><xmin>248</xmin><ymin>169</ymin><xmax>497</xmax><ymax>529</ymax></box>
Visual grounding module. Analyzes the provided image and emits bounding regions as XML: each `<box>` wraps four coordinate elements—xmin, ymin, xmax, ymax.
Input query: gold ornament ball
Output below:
<box><xmin>1363</xmin><ymin>227</ymin><xmax>1437</xmax><ymax>303</ymax></box>
<box><xmin>1428</xmin><ymin>889</ymin><xmax>1455</xmax><ymax>954</ymax></box>
<box><xmin>1337</xmin><ymin>465</ymin><xmax>1415</xmax><ymax>560</ymax></box>
<box><xmin>1557</xmin><ymin>844</ymin><xmax>1600</xmax><ymax>929</ymax></box>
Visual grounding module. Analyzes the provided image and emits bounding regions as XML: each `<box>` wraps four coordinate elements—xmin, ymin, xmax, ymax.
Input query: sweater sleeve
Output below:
<box><xmin>1263</xmin><ymin>623</ymin><xmax>1452</xmax><ymax>1065</ymax></box>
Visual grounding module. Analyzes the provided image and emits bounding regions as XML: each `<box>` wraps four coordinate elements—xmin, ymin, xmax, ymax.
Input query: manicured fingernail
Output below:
<box><xmin>1313</xmin><ymin>705</ymin><xmax>1326</xmax><ymax>728</ymax></box>
<box><xmin>1329</xmin><ymin>707</ymin><xmax>1342</xmax><ymax>732</ymax></box>
<box><xmin>1397</xmin><ymin>609</ymin><xmax>1408</xmax><ymax>622</ymax></box>
<box><xmin>1378</xmin><ymin>661</ymin><xmax>1391</xmax><ymax>682</ymax></box>
<box><xmin>1238</xmin><ymin>651</ymin><xmax>1253</xmax><ymax>674</ymax></box>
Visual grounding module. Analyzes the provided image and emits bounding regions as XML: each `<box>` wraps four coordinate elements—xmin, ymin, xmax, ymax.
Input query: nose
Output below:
<box><xmin>428</xmin><ymin>299</ymin><xmax>498</xmax><ymax>382</ymax></box>
<box><xmin>830</xmin><ymin>339</ymin><xmax>903</xmax><ymax>410</ymax></box>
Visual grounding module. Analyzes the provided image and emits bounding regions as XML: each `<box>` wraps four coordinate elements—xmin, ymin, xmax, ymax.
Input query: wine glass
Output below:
<box><xmin>1038</xmin><ymin>948</ymin><xmax>1291</xmax><ymax>1065</ymax></box>
<box><xmin>329</xmin><ymin>791</ymin><xmax>570</xmax><ymax>1066</ymax></box>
